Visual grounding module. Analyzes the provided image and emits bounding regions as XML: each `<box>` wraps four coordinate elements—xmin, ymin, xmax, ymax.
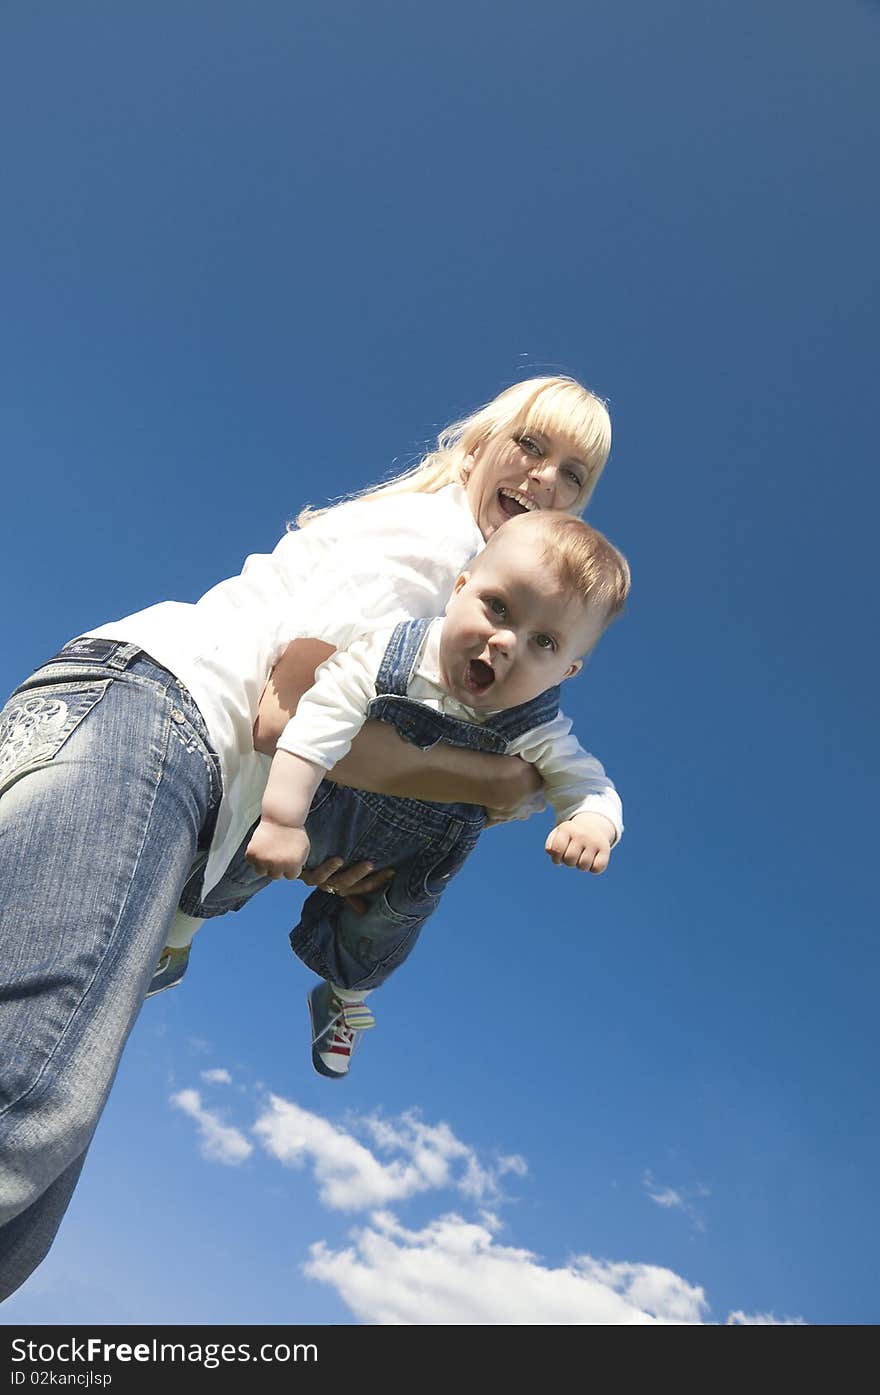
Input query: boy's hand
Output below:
<box><xmin>246</xmin><ymin>817</ymin><xmax>311</xmax><ymax>880</ymax></box>
<box><xmin>545</xmin><ymin>812</ymin><xmax>615</xmax><ymax>874</ymax></box>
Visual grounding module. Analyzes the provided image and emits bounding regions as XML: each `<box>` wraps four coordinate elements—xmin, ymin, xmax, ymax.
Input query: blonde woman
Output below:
<box><xmin>0</xmin><ymin>377</ymin><xmax>617</xmax><ymax>1297</ymax></box>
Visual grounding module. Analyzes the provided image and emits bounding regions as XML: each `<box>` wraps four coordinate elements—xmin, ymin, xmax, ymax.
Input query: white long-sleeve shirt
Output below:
<box><xmin>87</xmin><ymin>485</ymin><xmax>484</xmax><ymax>892</ymax></box>
<box><xmin>276</xmin><ymin>619</ymin><xmax>623</xmax><ymax>836</ymax></box>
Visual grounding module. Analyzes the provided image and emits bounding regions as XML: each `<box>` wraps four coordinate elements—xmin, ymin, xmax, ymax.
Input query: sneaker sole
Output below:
<box><xmin>145</xmin><ymin>970</ymin><xmax>187</xmax><ymax>999</ymax></box>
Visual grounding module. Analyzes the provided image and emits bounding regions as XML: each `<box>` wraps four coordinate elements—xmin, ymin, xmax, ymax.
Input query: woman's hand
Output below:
<box><xmin>483</xmin><ymin>756</ymin><xmax>543</xmax><ymax>821</ymax></box>
<box><xmin>299</xmin><ymin>857</ymin><xmax>394</xmax><ymax>915</ymax></box>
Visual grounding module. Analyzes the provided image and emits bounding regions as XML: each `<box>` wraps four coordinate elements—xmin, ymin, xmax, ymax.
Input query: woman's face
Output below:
<box><xmin>463</xmin><ymin>425</ymin><xmax>590</xmax><ymax>540</ymax></box>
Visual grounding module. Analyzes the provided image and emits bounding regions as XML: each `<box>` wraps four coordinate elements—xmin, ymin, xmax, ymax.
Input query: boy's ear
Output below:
<box><xmin>561</xmin><ymin>659</ymin><xmax>583</xmax><ymax>681</ymax></box>
<box><xmin>445</xmin><ymin>572</ymin><xmax>470</xmax><ymax>612</ymax></box>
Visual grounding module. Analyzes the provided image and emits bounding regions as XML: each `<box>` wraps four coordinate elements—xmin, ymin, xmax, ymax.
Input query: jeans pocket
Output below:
<box><xmin>0</xmin><ymin>680</ymin><xmax>111</xmax><ymax>797</ymax></box>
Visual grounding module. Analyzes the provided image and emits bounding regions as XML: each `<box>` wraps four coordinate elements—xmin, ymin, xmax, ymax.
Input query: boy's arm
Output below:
<box><xmin>255</xmin><ymin>640</ymin><xmax>542</xmax><ymax>814</ymax></box>
<box><xmin>245</xmin><ymin>639</ymin><xmax>380</xmax><ymax>879</ymax></box>
<box><xmin>507</xmin><ymin>714</ymin><xmax>623</xmax><ymax>876</ymax></box>
<box><xmin>245</xmin><ymin>750</ymin><xmax>324</xmax><ymax>879</ymax></box>
<box><xmin>253</xmin><ymin>639</ymin><xmax>336</xmax><ymax>752</ymax></box>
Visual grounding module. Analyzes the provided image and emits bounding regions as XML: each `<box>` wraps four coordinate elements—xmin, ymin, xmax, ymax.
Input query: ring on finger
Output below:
<box><xmin>324</xmin><ymin>884</ymin><xmax>338</xmax><ymax>896</ymax></box>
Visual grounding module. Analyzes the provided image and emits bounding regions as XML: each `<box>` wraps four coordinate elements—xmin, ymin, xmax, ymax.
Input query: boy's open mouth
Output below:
<box><xmin>497</xmin><ymin>488</ymin><xmax>535</xmax><ymax>519</ymax></box>
<box><xmin>464</xmin><ymin>658</ymin><xmax>495</xmax><ymax>695</ymax></box>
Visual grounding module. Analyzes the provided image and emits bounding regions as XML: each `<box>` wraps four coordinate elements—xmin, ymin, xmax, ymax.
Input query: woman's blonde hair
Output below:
<box><xmin>294</xmin><ymin>375</ymin><xmax>611</xmax><ymax>528</ymax></box>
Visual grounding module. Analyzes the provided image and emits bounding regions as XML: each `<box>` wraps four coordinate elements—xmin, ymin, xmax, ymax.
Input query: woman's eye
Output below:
<box><xmin>516</xmin><ymin>434</ymin><xmax>542</xmax><ymax>456</ymax></box>
<box><xmin>535</xmin><ymin>634</ymin><xmax>556</xmax><ymax>651</ymax></box>
<box><xmin>564</xmin><ymin>467</ymin><xmax>583</xmax><ymax>488</ymax></box>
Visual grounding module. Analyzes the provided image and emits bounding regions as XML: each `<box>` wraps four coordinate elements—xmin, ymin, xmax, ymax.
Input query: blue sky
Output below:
<box><xmin>1</xmin><ymin>0</ymin><xmax>877</xmax><ymax>1324</ymax></box>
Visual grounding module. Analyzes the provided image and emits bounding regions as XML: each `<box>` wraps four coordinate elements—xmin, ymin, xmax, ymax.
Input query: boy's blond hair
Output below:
<box><xmin>295</xmin><ymin>376</ymin><xmax>611</xmax><ymax>528</ymax></box>
<box><xmin>493</xmin><ymin>511</ymin><xmax>630</xmax><ymax>629</ymax></box>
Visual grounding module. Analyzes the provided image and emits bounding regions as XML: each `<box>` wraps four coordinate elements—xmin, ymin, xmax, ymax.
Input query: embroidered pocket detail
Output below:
<box><xmin>0</xmin><ymin>683</ymin><xmax>109</xmax><ymax>793</ymax></box>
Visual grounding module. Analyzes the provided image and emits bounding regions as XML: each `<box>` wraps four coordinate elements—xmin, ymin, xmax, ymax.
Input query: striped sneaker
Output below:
<box><xmin>308</xmin><ymin>982</ymin><xmax>375</xmax><ymax>1079</ymax></box>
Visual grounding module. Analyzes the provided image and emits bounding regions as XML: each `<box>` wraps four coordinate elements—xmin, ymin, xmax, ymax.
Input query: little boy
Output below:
<box><xmin>245</xmin><ymin>509</ymin><xmax>629</xmax><ymax>1077</ymax></box>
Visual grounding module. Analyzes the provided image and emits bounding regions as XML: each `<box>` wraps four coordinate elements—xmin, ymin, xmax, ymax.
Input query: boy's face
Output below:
<box><xmin>438</xmin><ymin>528</ymin><xmax>607</xmax><ymax>712</ymax></box>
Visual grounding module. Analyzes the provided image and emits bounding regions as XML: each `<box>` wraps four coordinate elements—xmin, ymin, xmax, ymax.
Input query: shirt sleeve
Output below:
<box><xmin>506</xmin><ymin>713</ymin><xmax>624</xmax><ymax>842</ymax></box>
<box><xmin>274</xmin><ymin>632</ymin><xmax>386</xmax><ymax>770</ymax></box>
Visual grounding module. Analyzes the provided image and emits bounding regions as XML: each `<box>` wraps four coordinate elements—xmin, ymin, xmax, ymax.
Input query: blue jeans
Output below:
<box><xmin>0</xmin><ymin>638</ymin><xmax>221</xmax><ymax>1300</ymax></box>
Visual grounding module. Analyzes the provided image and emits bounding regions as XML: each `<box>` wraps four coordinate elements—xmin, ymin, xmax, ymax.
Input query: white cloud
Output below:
<box><xmin>497</xmin><ymin>1153</ymin><xmax>529</xmax><ymax>1178</ymax></box>
<box><xmin>642</xmin><ymin>1170</ymin><xmax>709</xmax><ymax>1232</ymax></box>
<box><xmin>171</xmin><ymin>1086</ymin><xmax>800</xmax><ymax>1325</ymax></box>
<box><xmin>359</xmin><ymin>1109</ymin><xmax>526</xmax><ymax>1204</ymax></box>
<box><xmin>648</xmin><ymin>1184</ymin><xmax>685</xmax><ymax>1209</ymax></box>
<box><xmin>253</xmin><ymin>1097</ymin><xmax>510</xmax><ymax>1211</ymax></box>
<box><xmin>201</xmin><ymin>1068</ymin><xmax>232</xmax><ymax>1085</ymax></box>
<box><xmin>726</xmin><ymin>1310</ymin><xmax>805</xmax><ymax>1326</ymax></box>
<box><xmin>304</xmin><ymin>1212</ymin><xmax>709</xmax><ymax>1325</ymax></box>
<box><xmin>170</xmin><ymin>1088</ymin><xmax>252</xmax><ymax>1165</ymax></box>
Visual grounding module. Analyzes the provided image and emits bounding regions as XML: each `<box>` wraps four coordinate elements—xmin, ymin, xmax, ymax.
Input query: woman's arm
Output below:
<box><xmin>253</xmin><ymin>639</ymin><xmax>336</xmax><ymax>752</ymax></box>
<box><xmin>254</xmin><ymin>640</ymin><xmax>542</xmax><ymax>811</ymax></box>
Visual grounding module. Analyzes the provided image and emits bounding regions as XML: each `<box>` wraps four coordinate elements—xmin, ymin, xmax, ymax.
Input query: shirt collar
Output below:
<box><xmin>416</xmin><ymin>617</ymin><xmax>445</xmax><ymax>686</ymax></box>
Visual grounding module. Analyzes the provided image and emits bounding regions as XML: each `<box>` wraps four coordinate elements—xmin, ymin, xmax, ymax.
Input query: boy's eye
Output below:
<box><xmin>535</xmin><ymin>634</ymin><xmax>556</xmax><ymax>652</ymax></box>
<box><xmin>564</xmin><ymin>467</ymin><xmax>583</xmax><ymax>488</ymax></box>
<box><xmin>486</xmin><ymin>597</ymin><xmax>507</xmax><ymax>617</ymax></box>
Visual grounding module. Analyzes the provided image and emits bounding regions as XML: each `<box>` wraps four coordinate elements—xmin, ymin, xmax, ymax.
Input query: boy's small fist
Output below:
<box><xmin>245</xmin><ymin>818</ymin><xmax>310</xmax><ymax>880</ymax></box>
<box><xmin>544</xmin><ymin>813</ymin><xmax>614</xmax><ymax>874</ymax></box>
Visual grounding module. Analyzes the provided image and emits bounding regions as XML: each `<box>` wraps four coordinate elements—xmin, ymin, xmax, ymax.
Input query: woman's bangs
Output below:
<box><xmin>519</xmin><ymin>383</ymin><xmax>610</xmax><ymax>473</ymax></box>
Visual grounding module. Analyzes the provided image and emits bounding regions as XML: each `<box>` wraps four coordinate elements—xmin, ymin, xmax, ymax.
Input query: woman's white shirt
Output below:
<box><xmin>87</xmin><ymin>485</ymin><xmax>483</xmax><ymax>892</ymax></box>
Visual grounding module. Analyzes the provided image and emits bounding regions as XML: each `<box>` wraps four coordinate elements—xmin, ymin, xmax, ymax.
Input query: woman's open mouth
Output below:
<box><xmin>464</xmin><ymin>659</ymin><xmax>495</xmax><ymax>695</ymax></box>
<box><xmin>497</xmin><ymin>488</ymin><xmax>536</xmax><ymax>519</ymax></box>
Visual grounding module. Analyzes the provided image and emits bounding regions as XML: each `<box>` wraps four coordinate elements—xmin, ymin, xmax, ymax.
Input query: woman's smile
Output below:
<box><xmin>464</xmin><ymin>430</ymin><xmax>588</xmax><ymax>538</ymax></box>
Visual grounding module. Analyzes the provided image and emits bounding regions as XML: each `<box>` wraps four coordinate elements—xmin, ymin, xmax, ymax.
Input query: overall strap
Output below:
<box><xmin>374</xmin><ymin>619</ymin><xmax>434</xmax><ymax>697</ymax></box>
<box><xmin>485</xmin><ymin>684</ymin><xmax>562</xmax><ymax>743</ymax></box>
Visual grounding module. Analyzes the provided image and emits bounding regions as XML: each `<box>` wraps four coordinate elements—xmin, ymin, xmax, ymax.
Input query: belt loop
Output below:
<box><xmin>106</xmin><ymin>642</ymin><xmax>142</xmax><ymax>671</ymax></box>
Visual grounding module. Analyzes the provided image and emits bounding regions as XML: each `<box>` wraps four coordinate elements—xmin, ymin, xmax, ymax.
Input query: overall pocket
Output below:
<box><xmin>336</xmin><ymin>887</ymin><xmax>428</xmax><ymax>986</ymax></box>
<box><xmin>0</xmin><ymin>680</ymin><xmax>111</xmax><ymax>797</ymax></box>
<box><xmin>405</xmin><ymin>825</ymin><xmax>482</xmax><ymax>904</ymax></box>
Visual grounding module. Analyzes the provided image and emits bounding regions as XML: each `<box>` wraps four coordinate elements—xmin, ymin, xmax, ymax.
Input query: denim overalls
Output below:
<box><xmin>291</xmin><ymin>619</ymin><xmax>560</xmax><ymax>991</ymax></box>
